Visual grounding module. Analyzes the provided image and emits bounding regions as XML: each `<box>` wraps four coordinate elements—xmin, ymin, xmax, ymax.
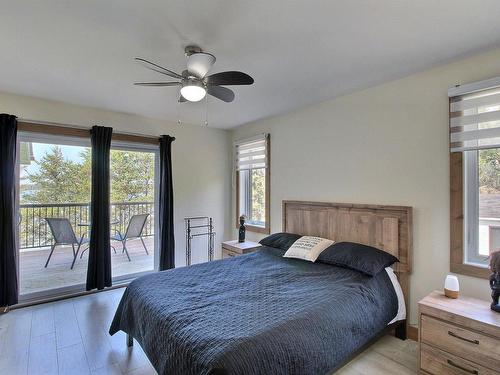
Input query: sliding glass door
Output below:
<box><xmin>17</xmin><ymin>133</ymin><xmax>92</xmax><ymax>300</ymax></box>
<box><xmin>17</xmin><ymin>133</ymin><xmax>159</xmax><ymax>301</ymax></box>
<box><xmin>109</xmin><ymin>142</ymin><xmax>159</xmax><ymax>280</ymax></box>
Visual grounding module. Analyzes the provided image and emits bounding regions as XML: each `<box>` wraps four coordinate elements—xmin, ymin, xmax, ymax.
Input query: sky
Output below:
<box><xmin>21</xmin><ymin>142</ymin><xmax>88</xmax><ymax>177</ymax></box>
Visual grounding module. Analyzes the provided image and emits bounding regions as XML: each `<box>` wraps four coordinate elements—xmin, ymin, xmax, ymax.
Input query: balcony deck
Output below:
<box><xmin>19</xmin><ymin>237</ymin><xmax>154</xmax><ymax>296</ymax></box>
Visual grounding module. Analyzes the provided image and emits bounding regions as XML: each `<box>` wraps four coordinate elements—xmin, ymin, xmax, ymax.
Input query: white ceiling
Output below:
<box><xmin>1</xmin><ymin>1</ymin><xmax>500</xmax><ymax>129</ymax></box>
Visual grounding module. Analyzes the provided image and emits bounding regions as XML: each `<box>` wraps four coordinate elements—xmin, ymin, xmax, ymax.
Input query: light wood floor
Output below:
<box><xmin>337</xmin><ymin>335</ymin><xmax>418</xmax><ymax>374</ymax></box>
<box><xmin>0</xmin><ymin>288</ymin><xmax>418</xmax><ymax>375</ymax></box>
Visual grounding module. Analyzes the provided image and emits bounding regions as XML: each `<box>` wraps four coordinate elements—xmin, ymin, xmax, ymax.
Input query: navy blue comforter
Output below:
<box><xmin>109</xmin><ymin>246</ymin><xmax>398</xmax><ymax>375</ymax></box>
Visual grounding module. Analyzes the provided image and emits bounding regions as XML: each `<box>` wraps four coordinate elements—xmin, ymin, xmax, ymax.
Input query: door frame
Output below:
<box><xmin>16</xmin><ymin>132</ymin><xmax>160</xmax><ymax>303</ymax></box>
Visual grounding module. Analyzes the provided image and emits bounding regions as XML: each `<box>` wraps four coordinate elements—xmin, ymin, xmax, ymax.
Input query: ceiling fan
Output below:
<box><xmin>134</xmin><ymin>46</ymin><xmax>254</xmax><ymax>103</ymax></box>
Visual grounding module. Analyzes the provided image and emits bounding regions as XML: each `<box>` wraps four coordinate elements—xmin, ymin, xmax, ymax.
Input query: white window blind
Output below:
<box><xmin>449</xmin><ymin>84</ymin><xmax>500</xmax><ymax>152</ymax></box>
<box><xmin>234</xmin><ymin>133</ymin><xmax>269</xmax><ymax>171</ymax></box>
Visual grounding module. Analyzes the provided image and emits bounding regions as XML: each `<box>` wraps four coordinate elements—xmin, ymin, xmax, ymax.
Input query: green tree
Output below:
<box><xmin>22</xmin><ymin>147</ymin><xmax>155</xmax><ymax>204</ymax></box>
<box><xmin>251</xmin><ymin>168</ymin><xmax>265</xmax><ymax>222</ymax></box>
<box><xmin>479</xmin><ymin>148</ymin><xmax>500</xmax><ymax>193</ymax></box>
<box><xmin>110</xmin><ymin>151</ymin><xmax>154</xmax><ymax>202</ymax></box>
<box><xmin>24</xmin><ymin>146</ymin><xmax>90</xmax><ymax>203</ymax></box>
<box><xmin>77</xmin><ymin>148</ymin><xmax>92</xmax><ymax>200</ymax></box>
<box><xmin>79</xmin><ymin>149</ymin><xmax>154</xmax><ymax>202</ymax></box>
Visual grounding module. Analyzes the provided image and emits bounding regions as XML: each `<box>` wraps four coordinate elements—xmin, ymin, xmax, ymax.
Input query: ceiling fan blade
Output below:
<box><xmin>207</xmin><ymin>85</ymin><xmax>235</xmax><ymax>102</ymax></box>
<box><xmin>179</xmin><ymin>94</ymin><xmax>187</xmax><ymax>103</ymax></box>
<box><xmin>134</xmin><ymin>58</ymin><xmax>183</xmax><ymax>79</ymax></box>
<box><xmin>187</xmin><ymin>52</ymin><xmax>216</xmax><ymax>78</ymax></box>
<box><xmin>206</xmin><ymin>71</ymin><xmax>254</xmax><ymax>86</ymax></box>
<box><xmin>134</xmin><ymin>82</ymin><xmax>180</xmax><ymax>87</ymax></box>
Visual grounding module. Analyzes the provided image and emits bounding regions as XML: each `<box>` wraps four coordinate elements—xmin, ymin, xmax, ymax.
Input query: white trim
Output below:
<box><xmin>451</xmin><ymin>144</ymin><xmax>500</xmax><ymax>152</ymax></box>
<box><xmin>154</xmin><ymin>151</ymin><xmax>160</xmax><ymax>270</ymax></box>
<box><xmin>237</xmin><ymin>163</ymin><xmax>267</xmax><ymax>171</ymax></box>
<box><xmin>448</xmin><ymin>76</ymin><xmax>500</xmax><ymax>97</ymax></box>
<box><xmin>463</xmin><ymin>150</ymin><xmax>489</xmax><ymax>265</ymax></box>
<box><xmin>18</xmin><ymin>131</ymin><xmax>91</xmax><ymax>147</ymax></box>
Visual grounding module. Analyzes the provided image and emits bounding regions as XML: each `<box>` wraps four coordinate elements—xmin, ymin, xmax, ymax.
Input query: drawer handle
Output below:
<box><xmin>447</xmin><ymin>359</ymin><xmax>478</xmax><ymax>375</ymax></box>
<box><xmin>448</xmin><ymin>330</ymin><xmax>479</xmax><ymax>345</ymax></box>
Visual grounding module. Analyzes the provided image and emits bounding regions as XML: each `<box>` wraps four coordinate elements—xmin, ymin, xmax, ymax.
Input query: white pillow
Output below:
<box><xmin>283</xmin><ymin>236</ymin><xmax>334</xmax><ymax>262</ymax></box>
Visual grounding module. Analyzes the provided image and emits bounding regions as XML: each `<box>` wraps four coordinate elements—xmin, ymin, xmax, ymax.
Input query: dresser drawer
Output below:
<box><xmin>421</xmin><ymin>315</ymin><xmax>500</xmax><ymax>371</ymax></box>
<box><xmin>222</xmin><ymin>249</ymin><xmax>238</xmax><ymax>259</ymax></box>
<box><xmin>421</xmin><ymin>343</ymin><xmax>499</xmax><ymax>375</ymax></box>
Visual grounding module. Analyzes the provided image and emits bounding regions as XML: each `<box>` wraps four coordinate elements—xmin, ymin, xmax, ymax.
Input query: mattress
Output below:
<box><xmin>109</xmin><ymin>246</ymin><xmax>399</xmax><ymax>375</ymax></box>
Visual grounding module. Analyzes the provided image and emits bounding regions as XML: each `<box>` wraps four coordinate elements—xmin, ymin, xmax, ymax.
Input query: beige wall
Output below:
<box><xmin>0</xmin><ymin>92</ymin><xmax>231</xmax><ymax>266</ymax></box>
<box><xmin>231</xmin><ymin>47</ymin><xmax>500</xmax><ymax>325</ymax></box>
<box><xmin>4</xmin><ymin>46</ymin><xmax>499</xmax><ymax>325</ymax></box>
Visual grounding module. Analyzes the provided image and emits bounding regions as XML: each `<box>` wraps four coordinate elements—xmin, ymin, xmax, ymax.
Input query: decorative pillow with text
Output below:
<box><xmin>283</xmin><ymin>236</ymin><xmax>334</xmax><ymax>262</ymax></box>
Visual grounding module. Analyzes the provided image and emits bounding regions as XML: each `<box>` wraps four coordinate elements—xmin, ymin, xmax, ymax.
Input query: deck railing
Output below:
<box><xmin>19</xmin><ymin>201</ymin><xmax>154</xmax><ymax>249</ymax></box>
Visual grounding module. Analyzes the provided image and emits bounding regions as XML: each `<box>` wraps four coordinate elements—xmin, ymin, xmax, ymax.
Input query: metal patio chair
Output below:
<box><xmin>44</xmin><ymin>217</ymin><xmax>89</xmax><ymax>270</ymax></box>
<box><xmin>110</xmin><ymin>213</ymin><xmax>150</xmax><ymax>261</ymax></box>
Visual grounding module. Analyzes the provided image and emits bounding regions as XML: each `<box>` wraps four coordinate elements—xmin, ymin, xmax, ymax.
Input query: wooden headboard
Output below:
<box><xmin>282</xmin><ymin>201</ymin><xmax>413</xmax><ymax>314</ymax></box>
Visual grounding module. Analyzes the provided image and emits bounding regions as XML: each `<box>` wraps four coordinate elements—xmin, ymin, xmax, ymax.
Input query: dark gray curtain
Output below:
<box><xmin>0</xmin><ymin>114</ymin><xmax>18</xmax><ymax>306</ymax></box>
<box><xmin>159</xmin><ymin>135</ymin><xmax>175</xmax><ymax>271</ymax></box>
<box><xmin>86</xmin><ymin>126</ymin><xmax>112</xmax><ymax>290</ymax></box>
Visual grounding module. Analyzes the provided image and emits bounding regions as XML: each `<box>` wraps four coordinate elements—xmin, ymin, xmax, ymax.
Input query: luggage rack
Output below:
<box><xmin>184</xmin><ymin>216</ymin><xmax>215</xmax><ymax>266</ymax></box>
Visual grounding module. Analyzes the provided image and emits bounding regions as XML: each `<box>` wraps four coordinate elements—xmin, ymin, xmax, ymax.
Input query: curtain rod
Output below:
<box><xmin>18</xmin><ymin>118</ymin><xmax>160</xmax><ymax>139</ymax></box>
<box><xmin>17</xmin><ymin>118</ymin><xmax>165</xmax><ymax>145</ymax></box>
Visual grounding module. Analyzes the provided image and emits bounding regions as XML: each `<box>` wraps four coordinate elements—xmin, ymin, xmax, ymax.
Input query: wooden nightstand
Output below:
<box><xmin>221</xmin><ymin>240</ymin><xmax>261</xmax><ymax>259</ymax></box>
<box><xmin>418</xmin><ymin>290</ymin><xmax>500</xmax><ymax>374</ymax></box>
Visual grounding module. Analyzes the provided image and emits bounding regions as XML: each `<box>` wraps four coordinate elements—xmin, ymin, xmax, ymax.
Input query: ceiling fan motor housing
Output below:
<box><xmin>182</xmin><ymin>78</ymin><xmax>205</xmax><ymax>88</ymax></box>
<box><xmin>184</xmin><ymin>45</ymin><xmax>203</xmax><ymax>56</ymax></box>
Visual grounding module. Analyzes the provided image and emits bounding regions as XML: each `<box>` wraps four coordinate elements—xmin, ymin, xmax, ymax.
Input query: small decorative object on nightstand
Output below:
<box><xmin>418</xmin><ymin>291</ymin><xmax>500</xmax><ymax>375</ymax></box>
<box><xmin>444</xmin><ymin>275</ymin><xmax>459</xmax><ymax>299</ymax></box>
<box><xmin>490</xmin><ymin>250</ymin><xmax>500</xmax><ymax>313</ymax></box>
<box><xmin>238</xmin><ymin>215</ymin><xmax>246</xmax><ymax>243</ymax></box>
<box><xmin>221</xmin><ymin>240</ymin><xmax>261</xmax><ymax>259</ymax></box>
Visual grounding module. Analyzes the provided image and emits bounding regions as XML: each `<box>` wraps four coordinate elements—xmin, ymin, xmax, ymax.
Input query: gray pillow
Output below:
<box><xmin>259</xmin><ymin>232</ymin><xmax>302</xmax><ymax>250</ymax></box>
<box><xmin>317</xmin><ymin>241</ymin><xmax>398</xmax><ymax>276</ymax></box>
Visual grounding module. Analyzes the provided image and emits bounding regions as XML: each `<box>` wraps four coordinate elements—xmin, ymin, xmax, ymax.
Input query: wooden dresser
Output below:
<box><xmin>221</xmin><ymin>240</ymin><xmax>261</xmax><ymax>259</ymax></box>
<box><xmin>419</xmin><ymin>291</ymin><xmax>500</xmax><ymax>375</ymax></box>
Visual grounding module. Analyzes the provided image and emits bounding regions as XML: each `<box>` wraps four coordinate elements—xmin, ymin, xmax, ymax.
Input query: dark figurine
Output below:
<box><xmin>490</xmin><ymin>250</ymin><xmax>500</xmax><ymax>313</ymax></box>
<box><xmin>238</xmin><ymin>215</ymin><xmax>246</xmax><ymax>243</ymax></box>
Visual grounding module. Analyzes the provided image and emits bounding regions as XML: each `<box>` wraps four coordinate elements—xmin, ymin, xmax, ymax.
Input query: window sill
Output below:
<box><xmin>450</xmin><ymin>262</ymin><xmax>490</xmax><ymax>279</ymax></box>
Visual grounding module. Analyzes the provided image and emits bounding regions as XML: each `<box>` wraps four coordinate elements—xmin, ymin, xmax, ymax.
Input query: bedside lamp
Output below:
<box><xmin>444</xmin><ymin>275</ymin><xmax>459</xmax><ymax>299</ymax></box>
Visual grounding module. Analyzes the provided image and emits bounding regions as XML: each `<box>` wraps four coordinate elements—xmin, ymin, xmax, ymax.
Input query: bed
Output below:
<box><xmin>109</xmin><ymin>201</ymin><xmax>412</xmax><ymax>375</ymax></box>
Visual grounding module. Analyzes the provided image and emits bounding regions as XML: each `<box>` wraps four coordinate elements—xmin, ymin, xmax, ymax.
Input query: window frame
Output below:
<box><xmin>235</xmin><ymin>136</ymin><xmax>270</xmax><ymax>234</ymax></box>
<box><xmin>17</xmin><ymin>131</ymin><xmax>93</xmax><ymax>302</ymax></box>
<box><xmin>110</xmin><ymin>140</ymin><xmax>160</xmax><ymax>279</ymax></box>
<box><xmin>450</xmin><ymin>149</ymin><xmax>490</xmax><ymax>279</ymax></box>
<box><xmin>463</xmin><ymin>150</ymin><xmax>492</xmax><ymax>265</ymax></box>
<box><xmin>16</xmin><ymin>128</ymin><xmax>162</xmax><ymax>302</ymax></box>
<box><xmin>448</xmin><ymin>79</ymin><xmax>500</xmax><ymax>279</ymax></box>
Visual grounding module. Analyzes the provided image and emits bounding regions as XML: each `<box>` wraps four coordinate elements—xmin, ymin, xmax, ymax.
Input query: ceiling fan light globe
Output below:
<box><xmin>180</xmin><ymin>81</ymin><xmax>206</xmax><ymax>102</ymax></box>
